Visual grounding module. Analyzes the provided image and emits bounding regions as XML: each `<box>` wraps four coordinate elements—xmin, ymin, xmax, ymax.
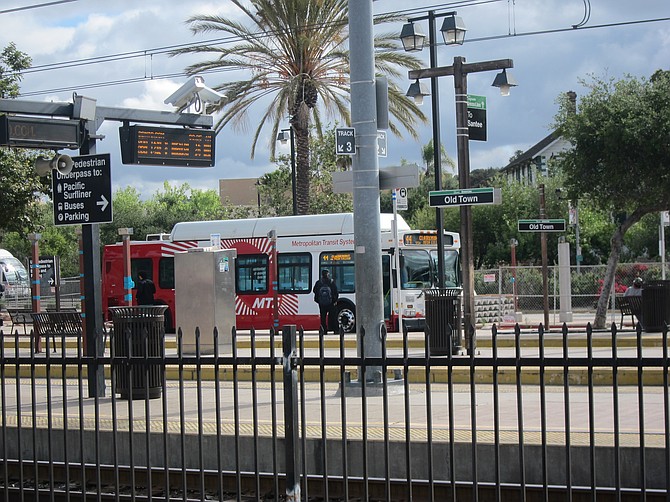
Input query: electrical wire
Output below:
<box><xmin>0</xmin><ymin>0</ymin><xmax>79</xmax><ymax>15</ymax></box>
<box><xmin>13</xmin><ymin>2</ymin><xmax>670</xmax><ymax>98</ymax></box>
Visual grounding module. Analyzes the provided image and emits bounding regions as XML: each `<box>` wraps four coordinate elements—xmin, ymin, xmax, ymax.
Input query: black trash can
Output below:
<box><xmin>109</xmin><ymin>305</ymin><xmax>168</xmax><ymax>399</ymax></box>
<box><xmin>641</xmin><ymin>280</ymin><xmax>670</xmax><ymax>332</ymax></box>
<box><xmin>424</xmin><ymin>288</ymin><xmax>462</xmax><ymax>355</ymax></box>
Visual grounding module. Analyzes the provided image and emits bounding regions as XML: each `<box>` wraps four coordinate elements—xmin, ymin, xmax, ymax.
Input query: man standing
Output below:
<box><xmin>313</xmin><ymin>269</ymin><xmax>338</xmax><ymax>334</ymax></box>
<box><xmin>136</xmin><ymin>270</ymin><xmax>156</xmax><ymax>306</ymax></box>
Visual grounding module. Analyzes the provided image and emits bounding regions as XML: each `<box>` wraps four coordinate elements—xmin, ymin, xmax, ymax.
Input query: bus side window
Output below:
<box><xmin>277</xmin><ymin>253</ymin><xmax>311</xmax><ymax>293</ymax></box>
<box><xmin>236</xmin><ymin>254</ymin><xmax>268</xmax><ymax>294</ymax></box>
<box><xmin>158</xmin><ymin>257</ymin><xmax>175</xmax><ymax>289</ymax></box>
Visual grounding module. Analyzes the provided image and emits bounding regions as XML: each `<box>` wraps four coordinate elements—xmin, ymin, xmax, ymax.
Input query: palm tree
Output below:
<box><xmin>170</xmin><ymin>0</ymin><xmax>427</xmax><ymax>214</ymax></box>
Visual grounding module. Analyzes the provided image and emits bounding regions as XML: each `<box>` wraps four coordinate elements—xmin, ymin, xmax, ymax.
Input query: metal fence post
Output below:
<box><xmin>282</xmin><ymin>325</ymin><xmax>301</xmax><ymax>501</ymax></box>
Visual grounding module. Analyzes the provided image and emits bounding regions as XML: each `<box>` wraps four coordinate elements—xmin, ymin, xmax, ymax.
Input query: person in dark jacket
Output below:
<box><xmin>313</xmin><ymin>269</ymin><xmax>338</xmax><ymax>334</ymax></box>
<box><xmin>136</xmin><ymin>270</ymin><xmax>156</xmax><ymax>305</ymax></box>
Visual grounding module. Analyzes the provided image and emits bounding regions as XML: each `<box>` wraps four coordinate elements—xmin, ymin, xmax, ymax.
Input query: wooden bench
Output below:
<box><xmin>7</xmin><ymin>308</ymin><xmax>33</xmax><ymax>333</ymax></box>
<box><xmin>619</xmin><ymin>295</ymin><xmax>642</xmax><ymax>329</ymax></box>
<box><xmin>31</xmin><ymin>311</ymin><xmax>83</xmax><ymax>353</ymax></box>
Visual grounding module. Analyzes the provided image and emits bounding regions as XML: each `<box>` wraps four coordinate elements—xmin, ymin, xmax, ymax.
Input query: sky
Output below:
<box><xmin>1</xmin><ymin>0</ymin><xmax>669</xmax><ymax>200</ymax></box>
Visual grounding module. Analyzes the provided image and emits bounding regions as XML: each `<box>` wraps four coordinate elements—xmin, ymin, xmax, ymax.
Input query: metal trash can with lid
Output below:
<box><xmin>641</xmin><ymin>280</ymin><xmax>670</xmax><ymax>332</ymax></box>
<box><xmin>109</xmin><ymin>305</ymin><xmax>167</xmax><ymax>399</ymax></box>
<box><xmin>424</xmin><ymin>288</ymin><xmax>462</xmax><ymax>355</ymax></box>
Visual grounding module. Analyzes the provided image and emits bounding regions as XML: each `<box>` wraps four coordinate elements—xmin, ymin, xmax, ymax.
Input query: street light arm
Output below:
<box><xmin>409</xmin><ymin>58</ymin><xmax>514</xmax><ymax>80</ymax></box>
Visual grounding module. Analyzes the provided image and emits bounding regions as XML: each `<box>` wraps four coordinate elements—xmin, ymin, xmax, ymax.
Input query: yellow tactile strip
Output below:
<box><xmin>2</xmin><ymin>379</ymin><xmax>666</xmax><ymax>448</ymax></box>
<box><xmin>2</xmin><ymin>413</ymin><xmax>664</xmax><ymax>448</ymax></box>
<box><xmin>3</xmin><ymin>363</ymin><xmax>667</xmax><ymax>386</ymax></box>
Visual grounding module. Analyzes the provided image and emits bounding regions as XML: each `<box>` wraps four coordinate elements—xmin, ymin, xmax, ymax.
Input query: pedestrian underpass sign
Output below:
<box><xmin>52</xmin><ymin>153</ymin><xmax>113</xmax><ymax>226</ymax></box>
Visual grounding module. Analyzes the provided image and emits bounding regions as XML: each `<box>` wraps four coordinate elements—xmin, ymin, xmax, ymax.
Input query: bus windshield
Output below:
<box><xmin>399</xmin><ymin>249</ymin><xmax>432</xmax><ymax>289</ymax></box>
<box><xmin>430</xmin><ymin>249</ymin><xmax>460</xmax><ymax>288</ymax></box>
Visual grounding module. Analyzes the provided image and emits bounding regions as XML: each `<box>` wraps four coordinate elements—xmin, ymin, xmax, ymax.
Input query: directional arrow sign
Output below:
<box><xmin>335</xmin><ymin>127</ymin><xmax>356</xmax><ymax>156</ymax></box>
<box><xmin>429</xmin><ymin>187</ymin><xmax>501</xmax><ymax>207</ymax></box>
<box><xmin>518</xmin><ymin>219</ymin><xmax>566</xmax><ymax>232</ymax></box>
<box><xmin>52</xmin><ymin>153</ymin><xmax>113</xmax><ymax>226</ymax></box>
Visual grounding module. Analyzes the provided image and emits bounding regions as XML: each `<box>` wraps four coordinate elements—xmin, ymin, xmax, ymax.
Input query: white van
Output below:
<box><xmin>0</xmin><ymin>249</ymin><xmax>30</xmax><ymax>300</ymax></box>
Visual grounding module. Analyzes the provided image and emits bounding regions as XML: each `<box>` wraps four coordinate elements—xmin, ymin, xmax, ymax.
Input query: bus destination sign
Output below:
<box><xmin>403</xmin><ymin>232</ymin><xmax>454</xmax><ymax>247</ymax></box>
<box><xmin>320</xmin><ymin>251</ymin><xmax>354</xmax><ymax>264</ymax></box>
<box><xmin>119</xmin><ymin>125</ymin><xmax>215</xmax><ymax>167</ymax></box>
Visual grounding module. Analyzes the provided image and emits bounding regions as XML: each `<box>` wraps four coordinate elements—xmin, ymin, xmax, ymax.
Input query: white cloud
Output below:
<box><xmin>3</xmin><ymin>0</ymin><xmax>669</xmax><ymax>199</ymax></box>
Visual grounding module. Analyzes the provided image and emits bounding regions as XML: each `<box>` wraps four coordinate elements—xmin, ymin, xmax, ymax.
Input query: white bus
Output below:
<box><xmin>0</xmin><ymin>249</ymin><xmax>30</xmax><ymax>304</ymax></box>
<box><xmin>168</xmin><ymin>212</ymin><xmax>460</xmax><ymax>333</ymax></box>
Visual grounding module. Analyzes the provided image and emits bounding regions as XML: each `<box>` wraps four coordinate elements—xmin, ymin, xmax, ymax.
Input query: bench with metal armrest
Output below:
<box><xmin>619</xmin><ymin>295</ymin><xmax>642</xmax><ymax>329</ymax></box>
<box><xmin>31</xmin><ymin>311</ymin><xmax>83</xmax><ymax>353</ymax></box>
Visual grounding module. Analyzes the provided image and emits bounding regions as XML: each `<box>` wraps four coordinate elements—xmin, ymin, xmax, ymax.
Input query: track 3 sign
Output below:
<box><xmin>52</xmin><ymin>153</ymin><xmax>113</xmax><ymax>226</ymax></box>
<box><xmin>518</xmin><ymin>219</ymin><xmax>566</xmax><ymax>232</ymax></box>
<box><xmin>335</xmin><ymin>127</ymin><xmax>356</xmax><ymax>156</ymax></box>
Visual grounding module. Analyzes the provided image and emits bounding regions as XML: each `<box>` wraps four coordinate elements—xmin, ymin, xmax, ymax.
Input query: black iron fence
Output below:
<box><xmin>0</xmin><ymin>322</ymin><xmax>669</xmax><ymax>501</ymax></box>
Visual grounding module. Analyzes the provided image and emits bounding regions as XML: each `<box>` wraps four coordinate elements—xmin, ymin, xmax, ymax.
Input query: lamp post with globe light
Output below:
<box><xmin>401</xmin><ymin>11</ymin><xmax>517</xmax><ymax>351</ymax></box>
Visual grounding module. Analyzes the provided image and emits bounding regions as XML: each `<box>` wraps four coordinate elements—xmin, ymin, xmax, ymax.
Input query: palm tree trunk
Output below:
<box><xmin>293</xmin><ymin>124</ymin><xmax>310</xmax><ymax>215</ymax></box>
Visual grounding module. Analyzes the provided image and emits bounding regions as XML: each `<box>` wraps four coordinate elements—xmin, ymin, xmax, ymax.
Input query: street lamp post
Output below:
<box><xmin>404</xmin><ymin>18</ymin><xmax>516</xmax><ymax>352</ymax></box>
<box><xmin>400</xmin><ymin>11</ymin><xmax>466</xmax><ymax>289</ymax></box>
<box><xmin>277</xmin><ymin>127</ymin><xmax>297</xmax><ymax>216</ymax></box>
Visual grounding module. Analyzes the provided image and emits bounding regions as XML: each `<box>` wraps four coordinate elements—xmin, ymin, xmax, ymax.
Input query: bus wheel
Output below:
<box><xmin>336</xmin><ymin>304</ymin><xmax>356</xmax><ymax>334</ymax></box>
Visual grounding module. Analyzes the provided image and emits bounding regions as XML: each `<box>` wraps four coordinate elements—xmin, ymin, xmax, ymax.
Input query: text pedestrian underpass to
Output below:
<box><xmin>52</xmin><ymin>153</ymin><xmax>113</xmax><ymax>225</ymax></box>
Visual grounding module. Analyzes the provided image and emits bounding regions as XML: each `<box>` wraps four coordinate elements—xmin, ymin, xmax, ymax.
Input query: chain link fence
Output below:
<box><xmin>475</xmin><ymin>262</ymin><xmax>670</xmax><ymax>322</ymax></box>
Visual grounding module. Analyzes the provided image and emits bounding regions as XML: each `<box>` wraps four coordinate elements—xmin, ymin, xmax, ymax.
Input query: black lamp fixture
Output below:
<box><xmin>399</xmin><ymin>22</ymin><xmax>426</xmax><ymax>52</ymax></box>
<box><xmin>276</xmin><ymin>130</ymin><xmax>290</xmax><ymax>144</ymax></box>
<box><xmin>405</xmin><ymin>79</ymin><xmax>430</xmax><ymax>105</ymax></box>
<box><xmin>492</xmin><ymin>68</ymin><xmax>518</xmax><ymax>96</ymax></box>
<box><xmin>440</xmin><ymin>14</ymin><xmax>467</xmax><ymax>45</ymax></box>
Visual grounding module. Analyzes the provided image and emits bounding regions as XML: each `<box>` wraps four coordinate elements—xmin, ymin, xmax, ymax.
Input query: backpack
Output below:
<box><xmin>318</xmin><ymin>283</ymin><xmax>333</xmax><ymax>306</ymax></box>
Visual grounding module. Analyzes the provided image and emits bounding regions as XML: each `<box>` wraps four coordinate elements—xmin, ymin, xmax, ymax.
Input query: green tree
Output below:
<box><xmin>259</xmin><ymin>126</ymin><xmax>352</xmax><ymax>215</ymax></box>
<box><xmin>0</xmin><ymin>44</ymin><xmax>47</xmax><ymax>239</ymax></box>
<box><xmin>0</xmin><ymin>42</ymin><xmax>31</xmax><ymax>99</ymax></box>
<box><xmin>170</xmin><ymin>0</ymin><xmax>426</xmax><ymax>214</ymax></box>
<box><xmin>555</xmin><ymin>71</ymin><xmax>670</xmax><ymax>328</ymax></box>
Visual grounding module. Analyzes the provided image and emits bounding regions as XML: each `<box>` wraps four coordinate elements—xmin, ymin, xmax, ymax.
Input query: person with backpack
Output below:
<box><xmin>136</xmin><ymin>270</ymin><xmax>156</xmax><ymax>306</ymax></box>
<box><xmin>313</xmin><ymin>269</ymin><xmax>338</xmax><ymax>335</ymax></box>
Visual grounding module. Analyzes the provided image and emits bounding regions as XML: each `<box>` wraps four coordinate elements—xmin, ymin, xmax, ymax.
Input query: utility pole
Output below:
<box><xmin>348</xmin><ymin>0</ymin><xmax>384</xmax><ymax>381</ymax></box>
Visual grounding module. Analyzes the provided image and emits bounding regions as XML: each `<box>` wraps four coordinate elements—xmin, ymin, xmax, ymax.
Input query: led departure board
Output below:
<box><xmin>119</xmin><ymin>124</ymin><xmax>215</xmax><ymax>167</ymax></box>
<box><xmin>320</xmin><ymin>251</ymin><xmax>355</xmax><ymax>264</ymax></box>
<box><xmin>403</xmin><ymin>232</ymin><xmax>454</xmax><ymax>246</ymax></box>
<box><xmin>0</xmin><ymin>115</ymin><xmax>82</xmax><ymax>149</ymax></box>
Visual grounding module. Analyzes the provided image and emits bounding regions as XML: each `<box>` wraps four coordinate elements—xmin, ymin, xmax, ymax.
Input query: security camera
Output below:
<box><xmin>34</xmin><ymin>154</ymin><xmax>73</xmax><ymax>176</ymax></box>
<box><xmin>164</xmin><ymin>75</ymin><xmax>224</xmax><ymax>110</ymax></box>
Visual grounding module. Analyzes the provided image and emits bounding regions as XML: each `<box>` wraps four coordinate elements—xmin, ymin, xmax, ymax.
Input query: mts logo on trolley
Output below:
<box><xmin>253</xmin><ymin>298</ymin><xmax>274</xmax><ymax>309</ymax></box>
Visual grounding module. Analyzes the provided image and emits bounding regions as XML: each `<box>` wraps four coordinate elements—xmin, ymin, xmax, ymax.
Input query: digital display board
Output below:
<box><xmin>320</xmin><ymin>251</ymin><xmax>355</xmax><ymax>264</ymax></box>
<box><xmin>403</xmin><ymin>232</ymin><xmax>454</xmax><ymax>246</ymax></box>
<box><xmin>119</xmin><ymin>124</ymin><xmax>215</xmax><ymax>167</ymax></box>
<box><xmin>0</xmin><ymin>115</ymin><xmax>82</xmax><ymax>149</ymax></box>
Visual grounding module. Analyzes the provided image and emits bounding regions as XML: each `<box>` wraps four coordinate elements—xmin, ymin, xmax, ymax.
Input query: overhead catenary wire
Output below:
<box><xmin>0</xmin><ymin>0</ymin><xmax>79</xmax><ymax>15</ymax></box>
<box><xmin>12</xmin><ymin>1</ymin><xmax>670</xmax><ymax>98</ymax></box>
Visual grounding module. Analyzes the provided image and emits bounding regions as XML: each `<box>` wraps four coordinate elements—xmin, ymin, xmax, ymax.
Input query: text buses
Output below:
<box><xmin>101</xmin><ymin>213</ymin><xmax>461</xmax><ymax>333</ymax></box>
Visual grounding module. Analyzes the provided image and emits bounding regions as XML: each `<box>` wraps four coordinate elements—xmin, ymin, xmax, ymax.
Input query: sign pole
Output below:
<box><xmin>392</xmin><ymin>189</ymin><xmax>403</xmax><ymax>333</ymax></box>
<box><xmin>539</xmin><ymin>184</ymin><xmax>550</xmax><ymax>330</ymax></box>
<box><xmin>80</xmin><ymin>125</ymin><xmax>106</xmax><ymax>398</ymax></box>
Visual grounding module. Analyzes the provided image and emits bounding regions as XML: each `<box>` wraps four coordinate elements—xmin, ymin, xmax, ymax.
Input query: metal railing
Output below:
<box><xmin>0</xmin><ymin>323</ymin><xmax>669</xmax><ymax>501</ymax></box>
